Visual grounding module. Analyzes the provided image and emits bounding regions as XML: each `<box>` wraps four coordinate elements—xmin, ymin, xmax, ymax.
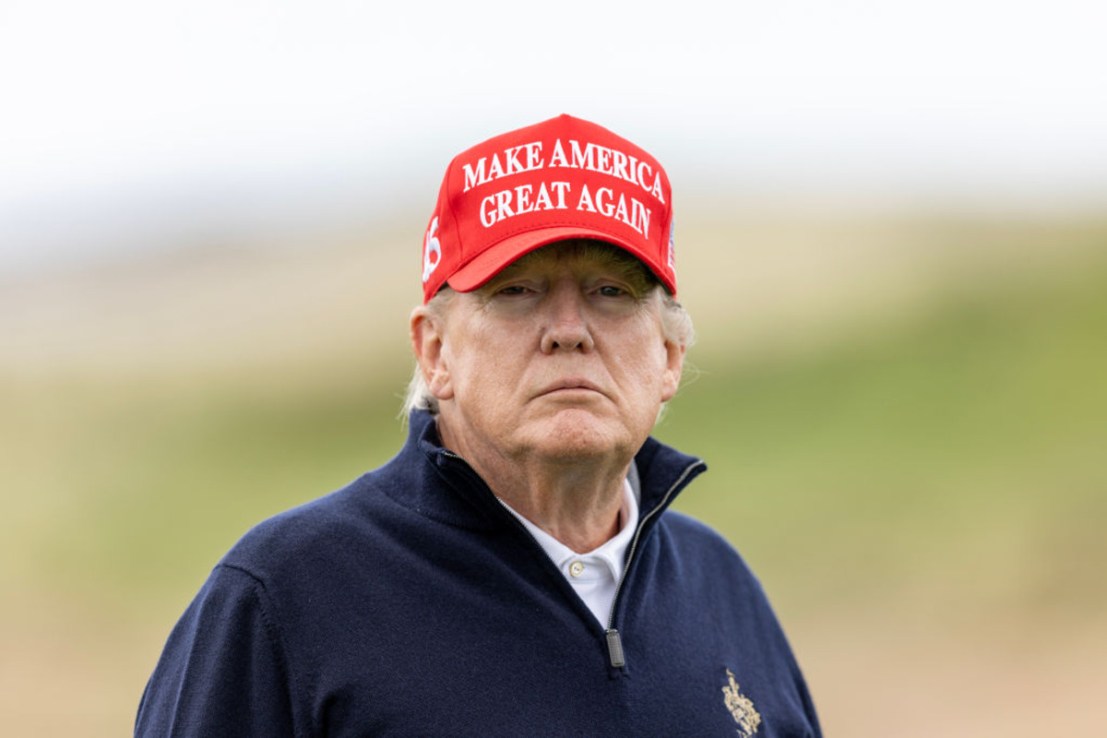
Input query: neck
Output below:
<box><xmin>436</xmin><ymin>420</ymin><xmax>630</xmax><ymax>553</ymax></box>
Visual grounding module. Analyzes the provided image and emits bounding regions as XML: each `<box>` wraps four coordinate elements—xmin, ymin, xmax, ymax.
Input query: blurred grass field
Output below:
<box><xmin>1</xmin><ymin>212</ymin><xmax>1105</xmax><ymax>736</ymax></box>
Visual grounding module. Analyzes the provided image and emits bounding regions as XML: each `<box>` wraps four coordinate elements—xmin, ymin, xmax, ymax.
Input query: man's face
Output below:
<box><xmin>412</xmin><ymin>242</ymin><xmax>684</xmax><ymax>469</ymax></box>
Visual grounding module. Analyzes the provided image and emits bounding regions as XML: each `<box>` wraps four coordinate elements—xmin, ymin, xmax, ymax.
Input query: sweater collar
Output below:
<box><xmin>392</xmin><ymin>410</ymin><xmax>707</xmax><ymax>532</ymax></box>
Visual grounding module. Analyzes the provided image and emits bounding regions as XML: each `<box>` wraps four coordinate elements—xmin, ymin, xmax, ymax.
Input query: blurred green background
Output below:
<box><xmin>2</xmin><ymin>209</ymin><xmax>1104</xmax><ymax>736</ymax></box>
<box><xmin>5</xmin><ymin>1</ymin><xmax>1107</xmax><ymax>735</ymax></box>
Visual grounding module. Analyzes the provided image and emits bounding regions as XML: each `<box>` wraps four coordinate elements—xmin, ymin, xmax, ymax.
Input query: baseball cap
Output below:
<box><xmin>420</xmin><ymin>114</ymin><xmax>676</xmax><ymax>303</ymax></box>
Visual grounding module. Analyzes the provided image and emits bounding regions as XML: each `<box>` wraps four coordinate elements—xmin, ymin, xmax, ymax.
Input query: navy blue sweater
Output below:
<box><xmin>137</xmin><ymin>411</ymin><xmax>821</xmax><ymax>737</ymax></box>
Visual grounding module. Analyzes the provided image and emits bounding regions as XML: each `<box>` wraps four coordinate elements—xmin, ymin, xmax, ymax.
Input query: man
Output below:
<box><xmin>136</xmin><ymin>114</ymin><xmax>821</xmax><ymax>737</ymax></box>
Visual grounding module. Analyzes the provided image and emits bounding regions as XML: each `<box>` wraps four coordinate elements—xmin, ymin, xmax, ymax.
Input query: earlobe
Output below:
<box><xmin>410</xmin><ymin>308</ymin><xmax>454</xmax><ymax>400</ymax></box>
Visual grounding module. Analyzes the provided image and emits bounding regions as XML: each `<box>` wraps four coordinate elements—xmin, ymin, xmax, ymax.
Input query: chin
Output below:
<box><xmin>527</xmin><ymin>410</ymin><xmax>636</xmax><ymax>462</ymax></box>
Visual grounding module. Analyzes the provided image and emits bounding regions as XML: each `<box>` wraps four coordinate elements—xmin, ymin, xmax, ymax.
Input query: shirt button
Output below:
<box><xmin>569</xmin><ymin>560</ymin><xmax>585</xmax><ymax>577</ymax></box>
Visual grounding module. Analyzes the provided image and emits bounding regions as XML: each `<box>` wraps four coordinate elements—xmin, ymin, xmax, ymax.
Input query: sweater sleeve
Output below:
<box><xmin>135</xmin><ymin>564</ymin><xmax>299</xmax><ymax>738</ymax></box>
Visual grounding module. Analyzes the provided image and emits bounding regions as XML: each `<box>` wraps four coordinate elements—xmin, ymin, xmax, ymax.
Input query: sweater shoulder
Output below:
<box><xmin>217</xmin><ymin>470</ymin><xmax>386</xmax><ymax>581</ymax></box>
<box><xmin>660</xmin><ymin>509</ymin><xmax>741</xmax><ymax>555</ymax></box>
<box><xmin>657</xmin><ymin>509</ymin><xmax>762</xmax><ymax>583</ymax></box>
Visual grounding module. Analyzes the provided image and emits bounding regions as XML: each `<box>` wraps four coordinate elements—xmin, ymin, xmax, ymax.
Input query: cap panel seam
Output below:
<box><xmin>444</xmin><ymin>157</ymin><xmax>465</xmax><ymax>262</ymax></box>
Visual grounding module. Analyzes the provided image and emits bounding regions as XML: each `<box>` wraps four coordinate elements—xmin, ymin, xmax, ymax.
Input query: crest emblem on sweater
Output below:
<box><xmin>722</xmin><ymin>668</ymin><xmax>761</xmax><ymax>736</ymax></box>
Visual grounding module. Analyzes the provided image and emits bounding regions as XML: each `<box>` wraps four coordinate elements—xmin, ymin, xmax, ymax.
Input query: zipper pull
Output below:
<box><xmin>605</xmin><ymin>628</ymin><xmax>626</xmax><ymax>668</ymax></box>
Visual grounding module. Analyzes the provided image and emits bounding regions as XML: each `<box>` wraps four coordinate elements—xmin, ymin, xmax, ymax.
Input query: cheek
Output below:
<box><xmin>449</xmin><ymin>350</ymin><xmax>518</xmax><ymax>406</ymax></box>
<box><xmin>625</xmin><ymin>321</ymin><xmax>670</xmax><ymax>373</ymax></box>
<box><xmin>614</xmin><ymin>340</ymin><xmax>670</xmax><ymax>390</ymax></box>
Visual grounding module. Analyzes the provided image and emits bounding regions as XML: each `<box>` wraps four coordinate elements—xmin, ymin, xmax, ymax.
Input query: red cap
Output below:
<box><xmin>420</xmin><ymin>114</ymin><xmax>676</xmax><ymax>303</ymax></box>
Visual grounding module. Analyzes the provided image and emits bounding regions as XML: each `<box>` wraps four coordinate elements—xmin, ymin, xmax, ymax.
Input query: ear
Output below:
<box><xmin>410</xmin><ymin>306</ymin><xmax>454</xmax><ymax>401</ymax></box>
<box><xmin>659</xmin><ymin>338</ymin><xmax>685</xmax><ymax>403</ymax></box>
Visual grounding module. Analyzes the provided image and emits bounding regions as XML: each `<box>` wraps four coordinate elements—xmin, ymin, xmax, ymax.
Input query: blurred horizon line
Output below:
<box><xmin>4</xmin><ymin>169</ymin><xmax>1106</xmax><ymax>281</ymax></box>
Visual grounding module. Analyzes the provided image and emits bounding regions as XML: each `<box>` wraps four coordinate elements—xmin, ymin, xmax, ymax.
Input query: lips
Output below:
<box><xmin>536</xmin><ymin>378</ymin><xmax>606</xmax><ymax>398</ymax></box>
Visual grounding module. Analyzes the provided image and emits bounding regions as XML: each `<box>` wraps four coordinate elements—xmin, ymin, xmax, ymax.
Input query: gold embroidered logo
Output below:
<box><xmin>722</xmin><ymin>669</ymin><xmax>761</xmax><ymax>737</ymax></box>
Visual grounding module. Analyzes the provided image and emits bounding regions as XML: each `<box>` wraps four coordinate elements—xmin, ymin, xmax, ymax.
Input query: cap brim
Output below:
<box><xmin>446</xmin><ymin>227</ymin><xmax>672</xmax><ymax>293</ymax></box>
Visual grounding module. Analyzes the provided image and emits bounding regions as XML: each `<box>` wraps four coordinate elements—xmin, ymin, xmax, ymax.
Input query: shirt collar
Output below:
<box><xmin>498</xmin><ymin>479</ymin><xmax>639</xmax><ymax>582</ymax></box>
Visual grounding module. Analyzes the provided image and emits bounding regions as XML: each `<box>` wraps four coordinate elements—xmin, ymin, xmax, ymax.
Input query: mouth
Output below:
<box><xmin>536</xmin><ymin>378</ymin><xmax>606</xmax><ymax>398</ymax></box>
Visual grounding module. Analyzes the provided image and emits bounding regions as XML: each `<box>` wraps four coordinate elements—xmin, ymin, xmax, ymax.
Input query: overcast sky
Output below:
<box><xmin>2</xmin><ymin>0</ymin><xmax>1105</xmax><ymax>274</ymax></box>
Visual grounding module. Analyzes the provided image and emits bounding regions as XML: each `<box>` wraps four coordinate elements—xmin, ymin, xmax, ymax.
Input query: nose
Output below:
<box><xmin>539</xmin><ymin>284</ymin><xmax>595</xmax><ymax>354</ymax></box>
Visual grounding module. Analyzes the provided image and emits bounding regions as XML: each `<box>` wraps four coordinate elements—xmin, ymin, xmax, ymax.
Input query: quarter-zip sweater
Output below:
<box><xmin>136</xmin><ymin>411</ymin><xmax>822</xmax><ymax>737</ymax></box>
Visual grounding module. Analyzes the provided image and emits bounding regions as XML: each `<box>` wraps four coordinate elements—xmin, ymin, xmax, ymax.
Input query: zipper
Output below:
<box><xmin>440</xmin><ymin>448</ymin><xmax>706</xmax><ymax>672</ymax></box>
<box><xmin>604</xmin><ymin>459</ymin><xmax>706</xmax><ymax>668</ymax></box>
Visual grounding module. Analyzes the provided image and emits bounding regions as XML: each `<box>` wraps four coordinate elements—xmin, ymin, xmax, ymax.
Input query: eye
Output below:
<box><xmin>496</xmin><ymin>285</ymin><xmax>531</xmax><ymax>296</ymax></box>
<box><xmin>596</xmin><ymin>284</ymin><xmax>630</xmax><ymax>298</ymax></box>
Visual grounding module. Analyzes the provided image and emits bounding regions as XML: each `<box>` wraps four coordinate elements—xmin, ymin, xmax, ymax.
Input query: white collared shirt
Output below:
<box><xmin>499</xmin><ymin>479</ymin><xmax>639</xmax><ymax>627</ymax></box>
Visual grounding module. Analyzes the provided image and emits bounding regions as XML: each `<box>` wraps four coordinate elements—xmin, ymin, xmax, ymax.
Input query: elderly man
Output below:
<box><xmin>136</xmin><ymin>115</ymin><xmax>821</xmax><ymax>737</ymax></box>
